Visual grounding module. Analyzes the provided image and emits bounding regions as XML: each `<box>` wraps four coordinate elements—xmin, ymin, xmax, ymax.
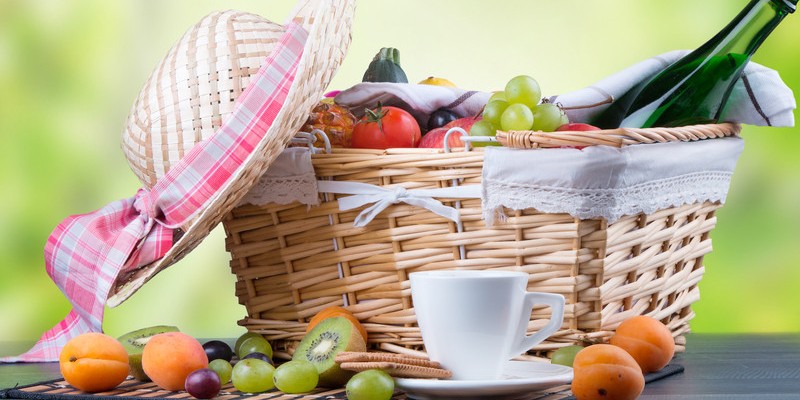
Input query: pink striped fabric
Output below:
<box><xmin>1</xmin><ymin>23</ymin><xmax>308</xmax><ymax>363</ymax></box>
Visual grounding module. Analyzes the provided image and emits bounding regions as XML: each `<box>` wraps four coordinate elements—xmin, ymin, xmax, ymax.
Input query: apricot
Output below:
<box><xmin>141</xmin><ymin>332</ymin><xmax>208</xmax><ymax>391</ymax></box>
<box><xmin>571</xmin><ymin>344</ymin><xmax>644</xmax><ymax>400</ymax></box>
<box><xmin>307</xmin><ymin>306</ymin><xmax>351</xmax><ymax>329</ymax></box>
<box><xmin>306</xmin><ymin>306</ymin><xmax>368</xmax><ymax>342</ymax></box>
<box><xmin>59</xmin><ymin>332</ymin><xmax>130</xmax><ymax>393</ymax></box>
<box><xmin>610</xmin><ymin>315</ymin><xmax>676</xmax><ymax>373</ymax></box>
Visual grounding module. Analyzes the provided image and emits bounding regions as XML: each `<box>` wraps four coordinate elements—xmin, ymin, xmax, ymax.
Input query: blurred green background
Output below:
<box><xmin>1</xmin><ymin>0</ymin><xmax>798</xmax><ymax>344</ymax></box>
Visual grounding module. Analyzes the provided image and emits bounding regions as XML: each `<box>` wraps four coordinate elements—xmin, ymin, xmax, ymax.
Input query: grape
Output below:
<box><xmin>482</xmin><ymin>100</ymin><xmax>509</xmax><ymax>126</ymax></box>
<box><xmin>469</xmin><ymin>120</ymin><xmax>495</xmax><ymax>137</ymax></box>
<box><xmin>532</xmin><ymin>103</ymin><xmax>569</xmax><ymax>132</ymax></box>
<box><xmin>203</xmin><ymin>340</ymin><xmax>233</xmax><ymax>362</ymax></box>
<box><xmin>500</xmin><ymin>103</ymin><xmax>534</xmax><ymax>131</ymax></box>
<box><xmin>273</xmin><ymin>360</ymin><xmax>319</xmax><ymax>394</ymax></box>
<box><xmin>345</xmin><ymin>369</ymin><xmax>395</xmax><ymax>400</ymax></box>
<box><xmin>242</xmin><ymin>352</ymin><xmax>274</xmax><ymax>365</ymax></box>
<box><xmin>488</xmin><ymin>91</ymin><xmax>507</xmax><ymax>103</ymax></box>
<box><xmin>234</xmin><ymin>332</ymin><xmax>262</xmax><ymax>355</ymax></box>
<box><xmin>232</xmin><ymin>358</ymin><xmax>275</xmax><ymax>393</ymax></box>
<box><xmin>237</xmin><ymin>336</ymin><xmax>273</xmax><ymax>359</ymax></box>
<box><xmin>185</xmin><ymin>368</ymin><xmax>221</xmax><ymax>399</ymax></box>
<box><xmin>504</xmin><ymin>75</ymin><xmax>541</xmax><ymax>109</ymax></box>
<box><xmin>427</xmin><ymin>108</ymin><xmax>460</xmax><ymax>131</ymax></box>
<box><xmin>208</xmin><ymin>359</ymin><xmax>233</xmax><ymax>384</ymax></box>
<box><xmin>468</xmin><ymin>120</ymin><xmax>501</xmax><ymax>148</ymax></box>
<box><xmin>551</xmin><ymin>345</ymin><xmax>584</xmax><ymax>367</ymax></box>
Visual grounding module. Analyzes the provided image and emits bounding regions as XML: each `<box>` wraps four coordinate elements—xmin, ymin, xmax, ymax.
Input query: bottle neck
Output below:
<box><xmin>707</xmin><ymin>0</ymin><xmax>794</xmax><ymax>57</ymax></box>
<box><xmin>777</xmin><ymin>0</ymin><xmax>797</xmax><ymax>12</ymax></box>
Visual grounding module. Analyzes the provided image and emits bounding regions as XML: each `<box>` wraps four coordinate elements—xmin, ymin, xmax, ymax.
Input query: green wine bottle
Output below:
<box><xmin>592</xmin><ymin>0</ymin><xmax>796</xmax><ymax>129</ymax></box>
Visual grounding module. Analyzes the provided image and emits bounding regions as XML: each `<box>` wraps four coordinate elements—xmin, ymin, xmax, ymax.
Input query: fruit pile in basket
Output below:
<box><xmin>302</xmin><ymin>47</ymin><xmax>600</xmax><ymax>151</ymax></box>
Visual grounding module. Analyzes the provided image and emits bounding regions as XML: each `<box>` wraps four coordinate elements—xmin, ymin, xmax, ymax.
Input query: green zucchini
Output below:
<box><xmin>362</xmin><ymin>47</ymin><xmax>409</xmax><ymax>83</ymax></box>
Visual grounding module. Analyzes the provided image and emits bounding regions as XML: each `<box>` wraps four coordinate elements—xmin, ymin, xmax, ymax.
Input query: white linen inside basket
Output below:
<box><xmin>242</xmin><ymin>136</ymin><xmax>744</xmax><ymax>226</ymax></box>
<box><xmin>240</xmin><ymin>147</ymin><xmax>320</xmax><ymax>207</ymax></box>
<box><xmin>482</xmin><ymin>136</ymin><xmax>744</xmax><ymax>224</ymax></box>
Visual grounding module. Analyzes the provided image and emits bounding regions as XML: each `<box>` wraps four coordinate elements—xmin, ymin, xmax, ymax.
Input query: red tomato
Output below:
<box><xmin>352</xmin><ymin>105</ymin><xmax>421</xmax><ymax>149</ymax></box>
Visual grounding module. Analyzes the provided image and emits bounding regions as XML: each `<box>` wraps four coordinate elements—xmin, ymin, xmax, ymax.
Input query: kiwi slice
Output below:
<box><xmin>292</xmin><ymin>316</ymin><xmax>366</xmax><ymax>387</ymax></box>
<box><xmin>117</xmin><ymin>325</ymin><xmax>179</xmax><ymax>381</ymax></box>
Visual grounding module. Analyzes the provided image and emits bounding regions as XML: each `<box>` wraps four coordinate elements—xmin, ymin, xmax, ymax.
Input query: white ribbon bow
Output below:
<box><xmin>316</xmin><ymin>180</ymin><xmax>481</xmax><ymax>227</ymax></box>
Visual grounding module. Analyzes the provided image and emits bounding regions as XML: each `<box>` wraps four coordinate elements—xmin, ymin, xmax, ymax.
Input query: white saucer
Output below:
<box><xmin>395</xmin><ymin>361</ymin><xmax>573</xmax><ymax>400</ymax></box>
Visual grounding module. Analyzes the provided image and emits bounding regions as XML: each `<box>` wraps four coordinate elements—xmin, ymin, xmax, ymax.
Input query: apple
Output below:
<box><xmin>418</xmin><ymin>116</ymin><xmax>481</xmax><ymax>148</ymax></box>
<box><xmin>445</xmin><ymin>115</ymin><xmax>481</xmax><ymax>131</ymax></box>
<box><xmin>556</xmin><ymin>122</ymin><xmax>601</xmax><ymax>131</ymax></box>
<box><xmin>418</xmin><ymin>127</ymin><xmax>464</xmax><ymax>148</ymax></box>
<box><xmin>555</xmin><ymin>122</ymin><xmax>600</xmax><ymax>150</ymax></box>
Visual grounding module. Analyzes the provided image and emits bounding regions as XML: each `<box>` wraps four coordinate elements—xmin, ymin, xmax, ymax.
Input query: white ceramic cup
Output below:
<box><xmin>410</xmin><ymin>270</ymin><xmax>565</xmax><ymax>380</ymax></box>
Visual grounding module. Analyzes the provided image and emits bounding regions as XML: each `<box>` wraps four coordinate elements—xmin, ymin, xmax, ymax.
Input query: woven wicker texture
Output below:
<box><xmin>1</xmin><ymin>367</ymin><xmax>684</xmax><ymax>399</ymax></box>
<box><xmin>122</xmin><ymin>10</ymin><xmax>284</xmax><ymax>188</ymax></box>
<box><xmin>108</xmin><ymin>0</ymin><xmax>356</xmax><ymax>305</ymax></box>
<box><xmin>0</xmin><ymin>376</ymin><xmax>579</xmax><ymax>399</ymax></box>
<box><xmin>497</xmin><ymin>122</ymin><xmax>740</xmax><ymax>148</ymax></box>
<box><xmin>223</xmin><ymin>123</ymin><xmax>739</xmax><ymax>357</ymax></box>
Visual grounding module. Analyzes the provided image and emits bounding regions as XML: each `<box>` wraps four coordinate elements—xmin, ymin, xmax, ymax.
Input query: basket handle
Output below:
<box><xmin>496</xmin><ymin>122</ymin><xmax>741</xmax><ymax>149</ymax></box>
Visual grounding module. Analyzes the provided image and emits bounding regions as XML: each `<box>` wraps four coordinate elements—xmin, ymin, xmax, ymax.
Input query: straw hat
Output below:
<box><xmin>108</xmin><ymin>0</ymin><xmax>355</xmax><ymax>306</ymax></box>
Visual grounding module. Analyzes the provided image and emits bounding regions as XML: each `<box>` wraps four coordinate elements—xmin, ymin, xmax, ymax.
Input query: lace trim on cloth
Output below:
<box><xmin>481</xmin><ymin>137</ymin><xmax>744</xmax><ymax>225</ymax></box>
<box><xmin>240</xmin><ymin>147</ymin><xmax>320</xmax><ymax>206</ymax></box>
<box><xmin>243</xmin><ymin>172</ymin><xmax>319</xmax><ymax>206</ymax></box>
<box><xmin>483</xmin><ymin>171</ymin><xmax>733</xmax><ymax>224</ymax></box>
<box><xmin>241</xmin><ymin>138</ymin><xmax>743</xmax><ymax>226</ymax></box>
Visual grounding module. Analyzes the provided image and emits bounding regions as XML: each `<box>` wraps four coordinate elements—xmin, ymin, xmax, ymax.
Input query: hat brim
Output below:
<box><xmin>107</xmin><ymin>0</ymin><xmax>355</xmax><ymax>307</ymax></box>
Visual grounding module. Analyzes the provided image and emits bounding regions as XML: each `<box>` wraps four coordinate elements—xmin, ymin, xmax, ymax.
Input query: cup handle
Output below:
<box><xmin>509</xmin><ymin>292</ymin><xmax>565</xmax><ymax>359</ymax></box>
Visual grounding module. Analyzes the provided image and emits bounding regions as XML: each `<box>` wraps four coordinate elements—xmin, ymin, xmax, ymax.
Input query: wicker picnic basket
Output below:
<box><xmin>111</xmin><ymin>0</ymin><xmax>744</xmax><ymax>361</ymax></box>
<box><xmin>222</xmin><ymin>122</ymin><xmax>741</xmax><ymax>358</ymax></box>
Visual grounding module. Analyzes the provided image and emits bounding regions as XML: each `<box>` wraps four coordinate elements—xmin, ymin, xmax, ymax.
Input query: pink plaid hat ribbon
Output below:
<box><xmin>1</xmin><ymin>23</ymin><xmax>308</xmax><ymax>363</ymax></box>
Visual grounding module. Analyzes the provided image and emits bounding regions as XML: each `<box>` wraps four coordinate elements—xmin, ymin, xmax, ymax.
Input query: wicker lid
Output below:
<box><xmin>108</xmin><ymin>0</ymin><xmax>355</xmax><ymax>306</ymax></box>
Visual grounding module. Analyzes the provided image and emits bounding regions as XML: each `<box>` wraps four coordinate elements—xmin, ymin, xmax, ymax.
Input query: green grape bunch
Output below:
<box><xmin>471</xmin><ymin>75</ymin><xmax>569</xmax><ymax>145</ymax></box>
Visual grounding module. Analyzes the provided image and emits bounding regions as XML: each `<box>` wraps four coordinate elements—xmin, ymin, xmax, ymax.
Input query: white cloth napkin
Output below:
<box><xmin>248</xmin><ymin>138</ymin><xmax>745</xmax><ymax>225</ymax></box>
<box><xmin>335</xmin><ymin>83</ymin><xmax>490</xmax><ymax>127</ymax></box>
<box><xmin>482</xmin><ymin>136</ymin><xmax>744</xmax><ymax>224</ymax></box>
<box><xmin>550</xmin><ymin>49</ymin><xmax>795</xmax><ymax>127</ymax></box>
<box><xmin>335</xmin><ymin>50</ymin><xmax>795</xmax><ymax>128</ymax></box>
<box><xmin>241</xmin><ymin>146</ymin><xmax>483</xmax><ymax>225</ymax></box>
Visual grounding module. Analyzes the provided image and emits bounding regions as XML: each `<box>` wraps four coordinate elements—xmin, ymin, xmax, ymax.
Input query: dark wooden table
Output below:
<box><xmin>2</xmin><ymin>334</ymin><xmax>799</xmax><ymax>398</ymax></box>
